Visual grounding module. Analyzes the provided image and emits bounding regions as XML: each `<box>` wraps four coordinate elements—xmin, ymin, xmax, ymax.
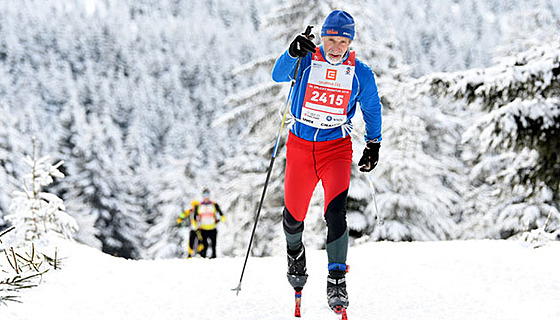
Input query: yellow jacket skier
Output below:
<box><xmin>190</xmin><ymin>188</ymin><xmax>225</xmax><ymax>258</ymax></box>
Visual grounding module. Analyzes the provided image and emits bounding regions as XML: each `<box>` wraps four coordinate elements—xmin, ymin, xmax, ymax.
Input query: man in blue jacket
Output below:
<box><xmin>272</xmin><ymin>10</ymin><xmax>383</xmax><ymax>311</ymax></box>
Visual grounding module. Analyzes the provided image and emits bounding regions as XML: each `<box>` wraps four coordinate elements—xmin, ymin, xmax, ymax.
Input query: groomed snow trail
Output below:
<box><xmin>1</xmin><ymin>240</ymin><xmax>559</xmax><ymax>320</ymax></box>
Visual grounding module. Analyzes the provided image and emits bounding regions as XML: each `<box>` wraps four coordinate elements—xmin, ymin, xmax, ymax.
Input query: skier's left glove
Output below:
<box><xmin>358</xmin><ymin>140</ymin><xmax>380</xmax><ymax>172</ymax></box>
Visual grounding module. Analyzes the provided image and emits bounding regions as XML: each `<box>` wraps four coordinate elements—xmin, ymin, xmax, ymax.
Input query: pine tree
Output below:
<box><xmin>426</xmin><ymin>40</ymin><xmax>560</xmax><ymax>238</ymax></box>
<box><xmin>63</xmin><ymin>110</ymin><xmax>147</xmax><ymax>259</ymax></box>
<box><xmin>56</xmin><ymin>90</ymin><xmax>101</xmax><ymax>249</ymax></box>
<box><xmin>5</xmin><ymin>138</ymin><xmax>77</xmax><ymax>246</ymax></box>
<box><xmin>0</xmin><ymin>140</ymin><xmax>67</xmax><ymax>304</ymax></box>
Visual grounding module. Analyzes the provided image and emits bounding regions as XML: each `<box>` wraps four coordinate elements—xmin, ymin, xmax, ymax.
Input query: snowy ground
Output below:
<box><xmin>1</xmin><ymin>240</ymin><xmax>559</xmax><ymax>320</ymax></box>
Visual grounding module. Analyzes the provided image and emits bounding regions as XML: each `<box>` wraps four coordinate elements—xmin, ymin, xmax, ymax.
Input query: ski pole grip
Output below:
<box><xmin>302</xmin><ymin>25</ymin><xmax>314</xmax><ymax>40</ymax></box>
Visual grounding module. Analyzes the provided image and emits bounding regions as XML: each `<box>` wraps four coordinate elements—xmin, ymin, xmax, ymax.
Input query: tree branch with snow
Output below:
<box><xmin>420</xmin><ymin>41</ymin><xmax>560</xmax><ymax>239</ymax></box>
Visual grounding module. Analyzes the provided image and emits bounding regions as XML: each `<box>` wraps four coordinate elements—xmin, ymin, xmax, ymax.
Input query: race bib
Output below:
<box><xmin>198</xmin><ymin>203</ymin><xmax>216</xmax><ymax>227</ymax></box>
<box><xmin>301</xmin><ymin>49</ymin><xmax>355</xmax><ymax>128</ymax></box>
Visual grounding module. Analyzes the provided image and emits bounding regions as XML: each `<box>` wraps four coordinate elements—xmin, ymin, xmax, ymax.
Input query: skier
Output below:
<box><xmin>271</xmin><ymin>10</ymin><xmax>383</xmax><ymax>314</ymax></box>
<box><xmin>191</xmin><ymin>188</ymin><xmax>225</xmax><ymax>259</ymax></box>
<box><xmin>177</xmin><ymin>199</ymin><xmax>204</xmax><ymax>258</ymax></box>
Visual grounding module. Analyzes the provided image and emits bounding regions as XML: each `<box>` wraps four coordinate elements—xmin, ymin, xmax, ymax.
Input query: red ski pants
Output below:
<box><xmin>284</xmin><ymin>132</ymin><xmax>352</xmax><ymax>226</ymax></box>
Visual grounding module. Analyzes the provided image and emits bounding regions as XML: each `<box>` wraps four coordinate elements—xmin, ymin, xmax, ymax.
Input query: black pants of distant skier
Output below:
<box><xmin>200</xmin><ymin>229</ymin><xmax>217</xmax><ymax>259</ymax></box>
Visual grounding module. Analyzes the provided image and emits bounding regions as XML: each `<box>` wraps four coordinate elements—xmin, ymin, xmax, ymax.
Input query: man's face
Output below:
<box><xmin>322</xmin><ymin>36</ymin><xmax>351</xmax><ymax>64</ymax></box>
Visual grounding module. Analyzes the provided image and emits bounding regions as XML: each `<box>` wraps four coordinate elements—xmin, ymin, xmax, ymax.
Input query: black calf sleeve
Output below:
<box><xmin>283</xmin><ymin>207</ymin><xmax>304</xmax><ymax>251</ymax></box>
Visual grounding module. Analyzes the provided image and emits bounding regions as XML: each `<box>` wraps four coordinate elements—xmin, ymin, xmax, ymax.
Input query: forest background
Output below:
<box><xmin>0</xmin><ymin>0</ymin><xmax>558</xmax><ymax>259</ymax></box>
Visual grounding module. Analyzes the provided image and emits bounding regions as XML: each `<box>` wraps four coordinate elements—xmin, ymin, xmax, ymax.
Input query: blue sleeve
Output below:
<box><xmin>356</xmin><ymin>60</ymin><xmax>383</xmax><ymax>142</ymax></box>
<box><xmin>271</xmin><ymin>49</ymin><xmax>300</xmax><ymax>83</ymax></box>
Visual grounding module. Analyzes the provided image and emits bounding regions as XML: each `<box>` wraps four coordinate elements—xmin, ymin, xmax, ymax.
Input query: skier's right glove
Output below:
<box><xmin>358</xmin><ymin>140</ymin><xmax>380</xmax><ymax>172</ymax></box>
<box><xmin>289</xmin><ymin>35</ymin><xmax>316</xmax><ymax>58</ymax></box>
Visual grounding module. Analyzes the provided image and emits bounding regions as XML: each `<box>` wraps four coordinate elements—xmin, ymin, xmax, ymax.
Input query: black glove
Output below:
<box><xmin>358</xmin><ymin>141</ymin><xmax>380</xmax><ymax>172</ymax></box>
<box><xmin>289</xmin><ymin>35</ymin><xmax>316</xmax><ymax>58</ymax></box>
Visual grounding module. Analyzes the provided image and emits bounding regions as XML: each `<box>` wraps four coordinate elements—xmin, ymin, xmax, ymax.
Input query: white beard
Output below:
<box><xmin>325</xmin><ymin>51</ymin><xmax>346</xmax><ymax>64</ymax></box>
<box><xmin>326</xmin><ymin>55</ymin><xmax>342</xmax><ymax>64</ymax></box>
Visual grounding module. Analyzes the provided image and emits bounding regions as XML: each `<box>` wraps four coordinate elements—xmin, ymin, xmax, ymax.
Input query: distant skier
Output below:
<box><xmin>190</xmin><ymin>188</ymin><xmax>225</xmax><ymax>259</ymax></box>
<box><xmin>272</xmin><ymin>10</ymin><xmax>383</xmax><ymax>313</ymax></box>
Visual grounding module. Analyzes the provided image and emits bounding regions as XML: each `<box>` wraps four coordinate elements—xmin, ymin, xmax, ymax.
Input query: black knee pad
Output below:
<box><xmin>324</xmin><ymin>189</ymin><xmax>348</xmax><ymax>244</ymax></box>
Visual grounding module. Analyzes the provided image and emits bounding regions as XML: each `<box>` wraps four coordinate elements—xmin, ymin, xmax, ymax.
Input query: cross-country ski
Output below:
<box><xmin>294</xmin><ymin>290</ymin><xmax>302</xmax><ymax>317</ymax></box>
<box><xmin>333</xmin><ymin>306</ymin><xmax>348</xmax><ymax>320</ymax></box>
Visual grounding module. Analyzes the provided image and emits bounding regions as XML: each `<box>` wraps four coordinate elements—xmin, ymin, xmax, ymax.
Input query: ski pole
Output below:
<box><xmin>368</xmin><ymin>174</ymin><xmax>383</xmax><ymax>226</ymax></box>
<box><xmin>232</xmin><ymin>26</ymin><xmax>314</xmax><ymax>296</ymax></box>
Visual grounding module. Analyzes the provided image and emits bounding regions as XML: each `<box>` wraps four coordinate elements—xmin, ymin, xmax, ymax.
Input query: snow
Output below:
<box><xmin>2</xmin><ymin>240</ymin><xmax>559</xmax><ymax>320</ymax></box>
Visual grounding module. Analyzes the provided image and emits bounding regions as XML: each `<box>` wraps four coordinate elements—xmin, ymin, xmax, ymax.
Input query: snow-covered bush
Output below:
<box><xmin>5</xmin><ymin>140</ymin><xmax>77</xmax><ymax>246</ymax></box>
<box><xmin>1</xmin><ymin>140</ymin><xmax>75</xmax><ymax>304</ymax></box>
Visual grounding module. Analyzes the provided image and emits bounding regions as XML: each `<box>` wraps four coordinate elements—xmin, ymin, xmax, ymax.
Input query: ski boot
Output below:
<box><xmin>287</xmin><ymin>245</ymin><xmax>308</xmax><ymax>317</ymax></box>
<box><xmin>327</xmin><ymin>270</ymin><xmax>349</xmax><ymax>311</ymax></box>
<box><xmin>286</xmin><ymin>245</ymin><xmax>308</xmax><ymax>291</ymax></box>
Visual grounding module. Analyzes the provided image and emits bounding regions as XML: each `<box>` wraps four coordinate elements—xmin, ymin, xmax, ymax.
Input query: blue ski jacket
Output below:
<box><xmin>272</xmin><ymin>46</ymin><xmax>382</xmax><ymax>142</ymax></box>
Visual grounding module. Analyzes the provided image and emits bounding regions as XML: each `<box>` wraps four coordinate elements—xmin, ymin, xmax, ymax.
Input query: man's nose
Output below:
<box><xmin>334</xmin><ymin>43</ymin><xmax>344</xmax><ymax>52</ymax></box>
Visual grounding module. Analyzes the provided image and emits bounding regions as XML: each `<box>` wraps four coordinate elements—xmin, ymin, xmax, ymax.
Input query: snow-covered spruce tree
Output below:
<box><xmin>56</xmin><ymin>92</ymin><xmax>101</xmax><ymax>250</ymax></box>
<box><xmin>426</xmin><ymin>41</ymin><xmax>560</xmax><ymax>239</ymax></box>
<box><xmin>5</xmin><ymin>139</ymin><xmax>77</xmax><ymax>245</ymax></box>
<box><xmin>61</xmin><ymin>110</ymin><xmax>148</xmax><ymax>259</ymax></box>
<box><xmin>1</xmin><ymin>140</ymin><xmax>73</xmax><ymax>304</ymax></box>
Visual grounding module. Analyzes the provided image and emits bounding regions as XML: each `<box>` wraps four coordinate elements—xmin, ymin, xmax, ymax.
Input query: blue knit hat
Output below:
<box><xmin>321</xmin><ymin>10</ymin><xmax>355</xmax><ymax>40</ymax></box>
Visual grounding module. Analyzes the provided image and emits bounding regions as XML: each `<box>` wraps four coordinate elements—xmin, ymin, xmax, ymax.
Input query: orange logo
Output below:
<box><xmin>326</xmin><ymin>29</ymin><xmax>338</xmax><ymax>35</ymax></box>
<box><xmin>326</xmin><ymin>69</ymin><xmax>337</xmax><ymax>80</ymax></box>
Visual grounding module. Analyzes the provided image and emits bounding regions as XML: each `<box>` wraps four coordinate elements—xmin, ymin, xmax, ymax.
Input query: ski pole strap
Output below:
<box><xmin>328</xmin><ymin>263</ymin><xmax>348</xmax><ymax>272</ymax></box>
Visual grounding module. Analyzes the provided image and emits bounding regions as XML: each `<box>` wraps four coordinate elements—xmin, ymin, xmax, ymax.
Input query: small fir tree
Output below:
<box><xmin>1</xmin><ymin>140</ymin><xmax>71</xmax><ymax>304</ymax></box>
<box><xmin>5</xmin><ymin>139</ymin><xmax>77</xmax><ymax>245</ymax></box>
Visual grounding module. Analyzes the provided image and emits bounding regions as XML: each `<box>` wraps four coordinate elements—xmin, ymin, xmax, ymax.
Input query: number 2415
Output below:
<box><xmin>310</xmin><ymin>91</ymin><xmax>344</xmax><ymax>106</ymax></box>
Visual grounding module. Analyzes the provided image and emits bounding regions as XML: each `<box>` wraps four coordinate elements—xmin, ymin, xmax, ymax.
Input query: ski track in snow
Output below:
<box><xmin>1</xmin><ymin>240</ymin><xmax>559</xmax><ymax>320</ymax></box>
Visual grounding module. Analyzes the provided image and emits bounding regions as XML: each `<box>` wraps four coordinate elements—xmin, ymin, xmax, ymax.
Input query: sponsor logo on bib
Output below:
<box><xmin>326</xmin><ymin>69</ymin><xmax>337</xmax><ymax>80</ymax></box>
